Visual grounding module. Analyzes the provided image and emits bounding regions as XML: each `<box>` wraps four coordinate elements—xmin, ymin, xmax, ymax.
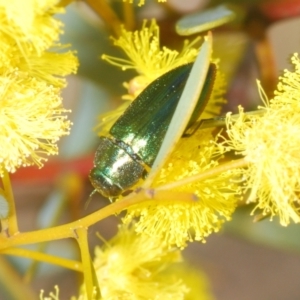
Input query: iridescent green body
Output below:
<box><xmin>90</xmin><ymin>63</ymin><xmax>216</xmax><ymax>198</ymax></box>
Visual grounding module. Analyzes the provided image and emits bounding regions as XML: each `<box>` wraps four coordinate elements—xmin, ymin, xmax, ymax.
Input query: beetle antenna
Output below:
<box><xmin>85</xmin><ymin>189</ymin><xmax>97</xmax><ymax>210</ymax></box>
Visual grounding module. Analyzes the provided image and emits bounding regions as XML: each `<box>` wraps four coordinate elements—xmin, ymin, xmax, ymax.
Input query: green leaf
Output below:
<box><xmin>176</xmin><ymin>4</ymin><xmax>236</xmax><ymax>36</ymax></box>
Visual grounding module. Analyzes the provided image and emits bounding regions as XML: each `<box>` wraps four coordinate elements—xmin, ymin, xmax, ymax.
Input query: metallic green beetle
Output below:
<box><xmin>89</xmin><ymin>62</ymin><xmax>216</xmax><ymax>198</ymax></box>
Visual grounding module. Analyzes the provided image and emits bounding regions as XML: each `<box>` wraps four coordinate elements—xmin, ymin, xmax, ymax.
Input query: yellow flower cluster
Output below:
<box><xmin>40</xmin><ymin>228</ymin><xmax>213</xmax><ymax>300</ymax></box>
<box><xmin>77</xmin><ymin>226</ymin><xmax>213</xmax><ymax>300</ymax></box>
<box><xmin>0</xmin><ymin>1</ymin><xmax>78</xmax><ymax>175</ymax></box>
<box><xmin>124</xmin><ymin>129</ymin><xmax>242</xmax><ymax>248</ymax></box>
<box><xmin>225</xmin><ymin>53</ymin><xmax>300</xmax><ymax>226</ymax></box>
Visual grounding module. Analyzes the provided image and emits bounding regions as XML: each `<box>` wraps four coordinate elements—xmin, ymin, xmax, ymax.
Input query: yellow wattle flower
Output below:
<box><xmin>0</xmin><ymin>0</ymin><xmax>64</xmax><ymax>55</ymax></box>
<box><xmin>0</xmin><ymin>0</ymin><xmax>78</xmax><ymax>175</ymax></box>
<box><xmin>77</xmin><ymin>226</ymin><xmax>213</xmax><ymax>300</ymax></box>
<box><xmin>123</xmin><ymin>129</ymin><xmax>242</xmax><ymax>248</ymax></box>
<box><xmin>40</xmin><ymin>229</ymin><xmax>214</xmax><ymax>299</ymax></box>
<box><xmin>0</xmin><ymin>71</ymin><xmax>71</xmax><ymax>175</ymax></box>
<box><xmin>0</xmin><ymin>1</ymin><xmax>78</xmax><ymax>88</ymax></box>
<box><xmin>225</xmin><ymin>53</ymin><xmax>300</xmax><ymax>226</ymax></box>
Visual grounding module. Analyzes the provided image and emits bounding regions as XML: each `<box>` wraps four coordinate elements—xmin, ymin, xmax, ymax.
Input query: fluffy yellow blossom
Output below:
<box><xmin>78</xmin><ymin>226</ymin><xmax>213</xmax><ymax>300</ymax></box>
<box><xmin>0</xmin><ymin>71</ymin><xmax>71</xmax><ymax>175</ymax></box>
<box><xmin>0</xmin><ymin>1</ymin><xmax>78</xmax><ymax>88</ymax></box>
<box><xmin>123</xmin><ymin>0</ymin><xmax>166</xmax><ymax>7</ymax></box>
<box><xmin>0</xmin><ymin>1</ymin><xmax>78</xmax><ymax>175</ymax></box>
<box><xmin>0</xmin><ymin>0</ymin><xmax>63</xmax><ymax>56</ymax></box>
<box><xmin>123</xmin><ymin>129</ymin><xmax>242</xmax><ymax>248</ymax></box>
<box><xmin>225</xmin><ymin>53</ymin><xmax>300</xmax><ymax>226</ymax></box>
